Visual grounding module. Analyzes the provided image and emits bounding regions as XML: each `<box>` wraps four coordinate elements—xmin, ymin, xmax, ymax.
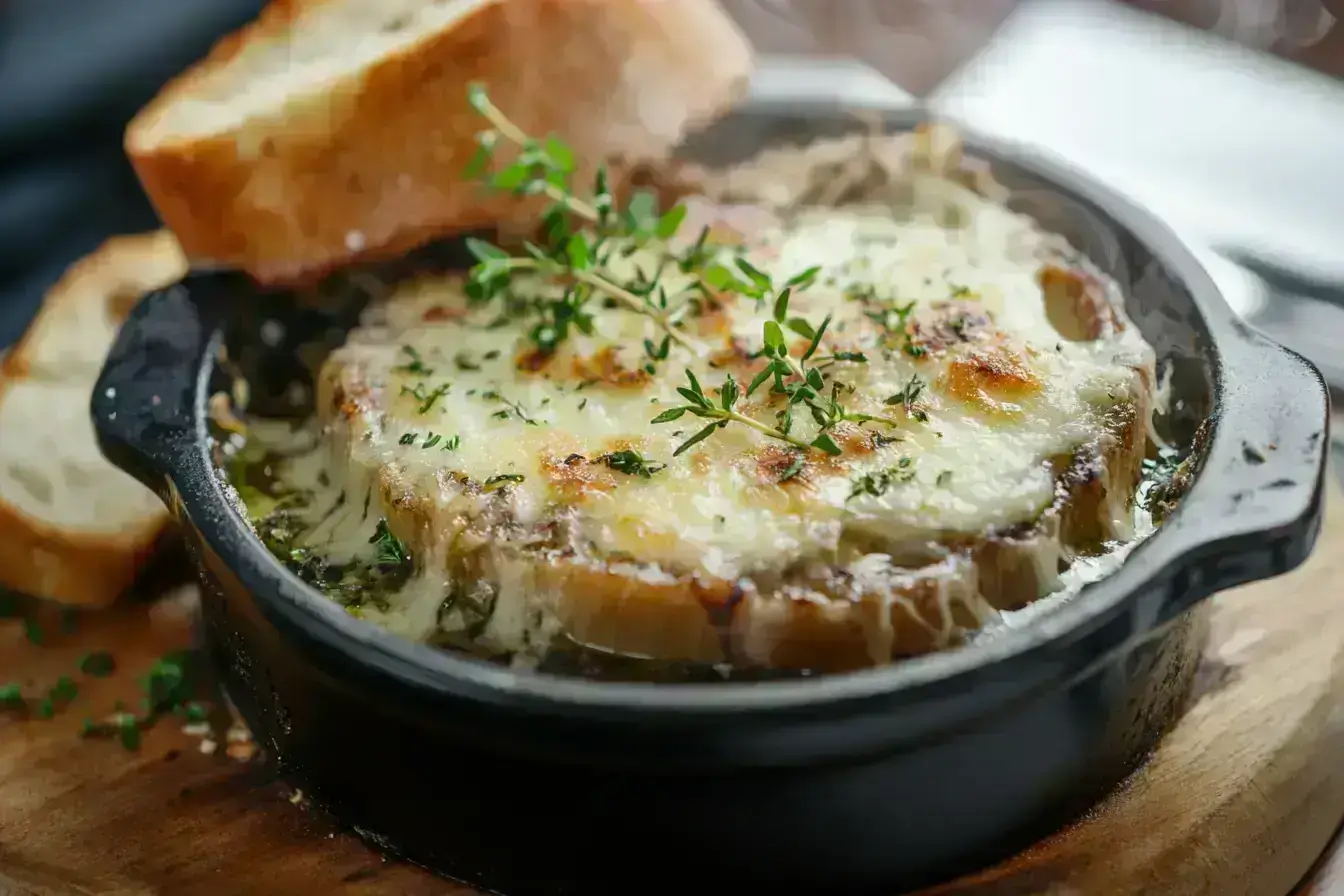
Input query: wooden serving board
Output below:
<box><xmin>3</xmin><ymin>486</ymin><xmax>1344</xmax><ymax>896</ymax></box>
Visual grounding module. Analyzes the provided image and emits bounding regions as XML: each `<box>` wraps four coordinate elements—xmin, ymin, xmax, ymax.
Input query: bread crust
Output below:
<box><xmin>2</xmin><ymin>232</ymin><xmax>186</xmax><ymax>380</ymax></box>
<box><xmin>126</xmin><ymin>0</ymin><xmax>753</xmax><ymax>285</ymax></box>
<box><xmin>0</xmin><ymin>233</ymin><xmax>183</xmax><ymax>606</ymax></box>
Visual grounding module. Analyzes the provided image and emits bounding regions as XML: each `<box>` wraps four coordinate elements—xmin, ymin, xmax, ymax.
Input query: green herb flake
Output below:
<box><xmin>599</xmin><ymin>450</ymin><xmax>666</xmax><ymax>479</ymax></box>
<box><xmin>393</xmin><ymin>345</ymin><xmax>433</xmax><ymax>376</ymax></box>
<box><xmin>848</xmin><ymin>457</ymin><xmax>918</xmax><ymax>501</ymax></box>
<box><xmin>50</xmin><ymin>676</ymin><xmax>78</xmax><ymax>704</ymax></box>
<box><xmin>80</xmin><ymin>652</ymin><xmax>117</xmax><ymax>678</ymax></box>
<box><xmin>370</xmin><ymin>520</ymin><xmax>410</xmax><ymax>567</ymax></box>
<box><xmin>119</xmin><ymin>718</ymin><xmax>142</xmax><ymax>751</ymax></box>
<box><xmin>484</xmin><ymin>473</ymin><xmax>526</xmax><ymax>490</ymax></box>
<box><xmin>23</xmin><ymin>618</ymin><xmax>43</xmax><ymax>646</ymax></box>
<box><xmin>0</xmin><ymin>683</ymin><xmax>23</xmax><ymax>706</ymax></box>
<box><xmin>778</xmin><ymin>454</ymin><xmax>807</xmax><ymax>483</ymax></box>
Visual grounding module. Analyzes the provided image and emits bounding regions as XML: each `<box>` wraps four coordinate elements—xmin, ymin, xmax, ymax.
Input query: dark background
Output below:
<box><xmin>0</xmin><ymin>0</ymin><xmax>264</xmax><ymax>345</ymax></box>
<box><xmin>1</xmin><ymin>0</ymin><xmax>1340</xmax><ymax>349</ymax></box>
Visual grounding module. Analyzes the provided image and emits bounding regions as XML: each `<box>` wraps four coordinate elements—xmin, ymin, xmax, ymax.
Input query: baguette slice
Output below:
<box><xmin>125</xmin><ymin>0</ymin><xmax>754</xmax><ymax>286</ymax></box>
<box><xmin>0</xmin><ymin>232</ymin><xmax>187</xmax><ymax>606</ymax></box>
<box><xmin>3</xmin><ymin>232</ymin><xmax>186</xmax><ymax>381</ymax></box>
<box><xmin>0</xmin><ymin>379</ymin><xmax>171</xmax><ymax>607</ymax></box>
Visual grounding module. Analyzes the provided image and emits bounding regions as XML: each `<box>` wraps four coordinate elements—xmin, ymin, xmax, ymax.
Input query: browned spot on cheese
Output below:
<box><xmin>708</xmin><ymin>336</ymin><xmax>765</xmax><ymax>375</ymax></box>
<box><xmin>752</xmin><ymin>444</ymin><xmax>810</xmax><ymax>487</ymax></box>
<box><xmin>907</xmin><ymin>300</ymin><xmax>994</xmax><ymax>355</ymax></box>
<box><xmin>516</xmin><ymin>348</ymin><xmax>554</xmax><ymax>374</ymax></box>
<box><xmin>422</xmin><ymin>305</ymin><xmax>467</xmax><ymax>323</ymax></box>
<box><xmin>695</xmin><ymin>301</ymin><xmax>734</xmax><ymax>339</ymax></box>
<box><xmin>1038</xmin><ymin>264</ymin><xmax>1122</xmax><ymax>342</ymax></box>
<box><xmin>942</xmin><ymin>347</ymin><xmax>1042</xmax><ymax>415</ymax></box>
<box><xmin>541</xmin><ymin>453</ymin><xmax>616</xmax><ymax>501</ymax></box>
<box><xmin>572</xmin><ymin>347</ymin><xmax>652</xmax><ymax>389</ymax></box>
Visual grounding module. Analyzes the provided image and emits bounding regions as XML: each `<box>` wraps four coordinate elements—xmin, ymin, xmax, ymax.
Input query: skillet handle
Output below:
<box><xmin>1155</xmin><ymin>324</ymin><xmax>1330</xmax><ymax>624</ymax></box>
<box><xmin>91</xmin><ymin>272</ymin><xmax>241</xmax><ymax>503</ymax></box>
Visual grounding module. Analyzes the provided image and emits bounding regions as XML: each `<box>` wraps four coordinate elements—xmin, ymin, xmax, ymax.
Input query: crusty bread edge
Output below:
<box><xmin>126</xmin><ymin>0</ymin><xmax>754</xmax><ymax>286</ymax></box>
<box><xmin>0</xmin><ymin>378</ymin><xmax>172</xmax><ymax>606</ymax></box>
<box><xmin>1</xmin><ymin>231</ymin><xmax>186</xmax><ymax>380</ymax></box>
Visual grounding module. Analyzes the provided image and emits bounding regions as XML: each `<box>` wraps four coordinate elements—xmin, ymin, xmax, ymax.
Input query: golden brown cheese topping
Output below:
<box><xmin>255</xmin><ymin>158</ymin><xmax>1156</xmax><ymax>671</ymax></box>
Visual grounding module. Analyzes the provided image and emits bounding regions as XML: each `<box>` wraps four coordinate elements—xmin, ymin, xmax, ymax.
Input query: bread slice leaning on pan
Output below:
<box><xmin>0</xmin><ymin>232</ymin><xmax>187</xmax><ymax>606</ymax></box>
<box><xmin>124</xmin><ymin>0</ymin><xmax>755</xmax><ymax>286</ymax></box>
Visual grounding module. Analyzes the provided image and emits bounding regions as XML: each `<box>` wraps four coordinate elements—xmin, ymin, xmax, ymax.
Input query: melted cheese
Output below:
<box><xmin>262</xmin><ymin>175</ymin><xmax>1156</xmax><ymax>665</ymax></box>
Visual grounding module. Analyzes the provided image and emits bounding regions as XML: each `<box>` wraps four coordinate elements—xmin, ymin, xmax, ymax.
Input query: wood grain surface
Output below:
<box><xmin>2</xmin><ymin>485</ymin><xmax>1344</xmax><ymax>896</ymax></box>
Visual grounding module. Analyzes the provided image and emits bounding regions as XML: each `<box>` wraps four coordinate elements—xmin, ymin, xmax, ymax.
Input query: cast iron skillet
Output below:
<box><xmin>92</xmin><ymin>100</ymin><xmax>1328</xmax><ymax>895</ymax></box>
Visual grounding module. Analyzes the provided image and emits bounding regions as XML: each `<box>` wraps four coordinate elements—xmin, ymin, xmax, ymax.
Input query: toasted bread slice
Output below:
<box><xmin>3</xmin><ymin>232</ymin><xmax>187</xmax><ymax>381</ymax></box>
<box><xmin>0</xmin><ymin>232</ymin><xmax>186</xmax><ymax>606</ymax></box>
<box><xmin>0</xmin><ymin>379</ymin><xmax>170</xmax><ymax>606</ymax></box>
<box><xmin>125</xmin><ymin>0</ymin><xmax>754</xmax><ymax>286</ymax></box>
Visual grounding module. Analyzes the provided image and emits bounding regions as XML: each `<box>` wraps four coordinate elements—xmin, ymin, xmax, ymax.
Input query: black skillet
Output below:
<box><xmin>91</xmin><ymin>101</ymin><xmax>1329</xmax><ymax>895</ymax></box>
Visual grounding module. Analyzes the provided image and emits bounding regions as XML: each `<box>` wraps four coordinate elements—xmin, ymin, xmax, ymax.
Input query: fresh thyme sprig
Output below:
<box><xmin>464</xmin><ymin>237</ymin><xmax>700</xmax><ymax>353</ymax></box>
<box><xmin>464</xmin><ymin>85</ymin><xmax>700</xmax><ymax>357</ymax></box>
<box><xmin>652</xmin><ymin>369</ymin><xmax>836</xmax><ymax>456</ymax></box>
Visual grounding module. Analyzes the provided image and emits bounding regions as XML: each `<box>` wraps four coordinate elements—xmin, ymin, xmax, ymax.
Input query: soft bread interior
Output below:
<box><xmin>0</xmin><ymin>380</ymin><xmax>164</xmax><ymax>535</ymax></box>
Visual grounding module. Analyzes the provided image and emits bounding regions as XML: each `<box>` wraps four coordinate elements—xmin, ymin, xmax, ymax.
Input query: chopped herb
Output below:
<box><xmin>0</xmin><ymin>595</ymin><xmax>19</xmax><ymax>619</ymax></box>
<box><xmin>119</xmin><ymin>718</ymin><xmax>142</xmax><ymax>750</ymax></box>
<box><xmin>454</xmin><ymin>353</ymin><xmax>481</xmax><ymax>371</ymax></box>
<box><xmin>370</xmin><ymin>519</ymin><xmax>410</xmax><ymax>567</ymax></box>
<box><xmin>599</xmin><ymin>450</ymin><xmax>666</xmax><ymax>479</ymax></box>
<box><xmin>848</xmin><ymin>457</ymin><xmax>917</xmax><ymax>501</ymax></box>
<box><xmin>399</xmin><ymin>432</ymin><xmax>418</xmax><ymax>446</ymax></box>
<box><xmin>886</xmin><ymin>375</ymin><xmax>929</xmax><ymax>422</ymax></box>
<box><xmin>778</xmin><ymin>453</ymin><xmax>807</xmax><ymax>483</ymax></box>
<box><xmin>80</xmin><ymin>652</ymin><xmax>117</xmax><ymax>677</ymax></box>
<box><xmin>401</xmin><ymin>382</ymin><xmax>450</xmax><ymax>414</ymax></box>
<box><xmin>23</xmin><ymin>618</ymin><xmax>43</xmax><ymax>645</ymax></box>
<box><xmin>423</xmin><ymin>433</ymin><xmax>442</xmax><ymax>449</ymax></box>
<box><xmin>393</xmin><ymin>345</ymin><xmax>433</xmax><ymax>375</ymax></box>
<box><xmin>936</xmin><ymin>470</ymin><xmax>953</xmax><ymax>488</ymax></box>
<box><xmin>0</xmin><ymin>683</ymin><xmax>22</xmax><ymax>706</ymax></box>
<box><xmin>483</xmin><ymin>392</ymin><xmax>539</xmax><ymax>425</ymax></box>
<box><xmin>484</xmin><ymin>473</ymin><xmax>526</xmax><ymax>489</ymax></box>
<box><xmin>442</xmin><ymin>435</ymin><xmax>461</xmax><ymax>451</ymax></box>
